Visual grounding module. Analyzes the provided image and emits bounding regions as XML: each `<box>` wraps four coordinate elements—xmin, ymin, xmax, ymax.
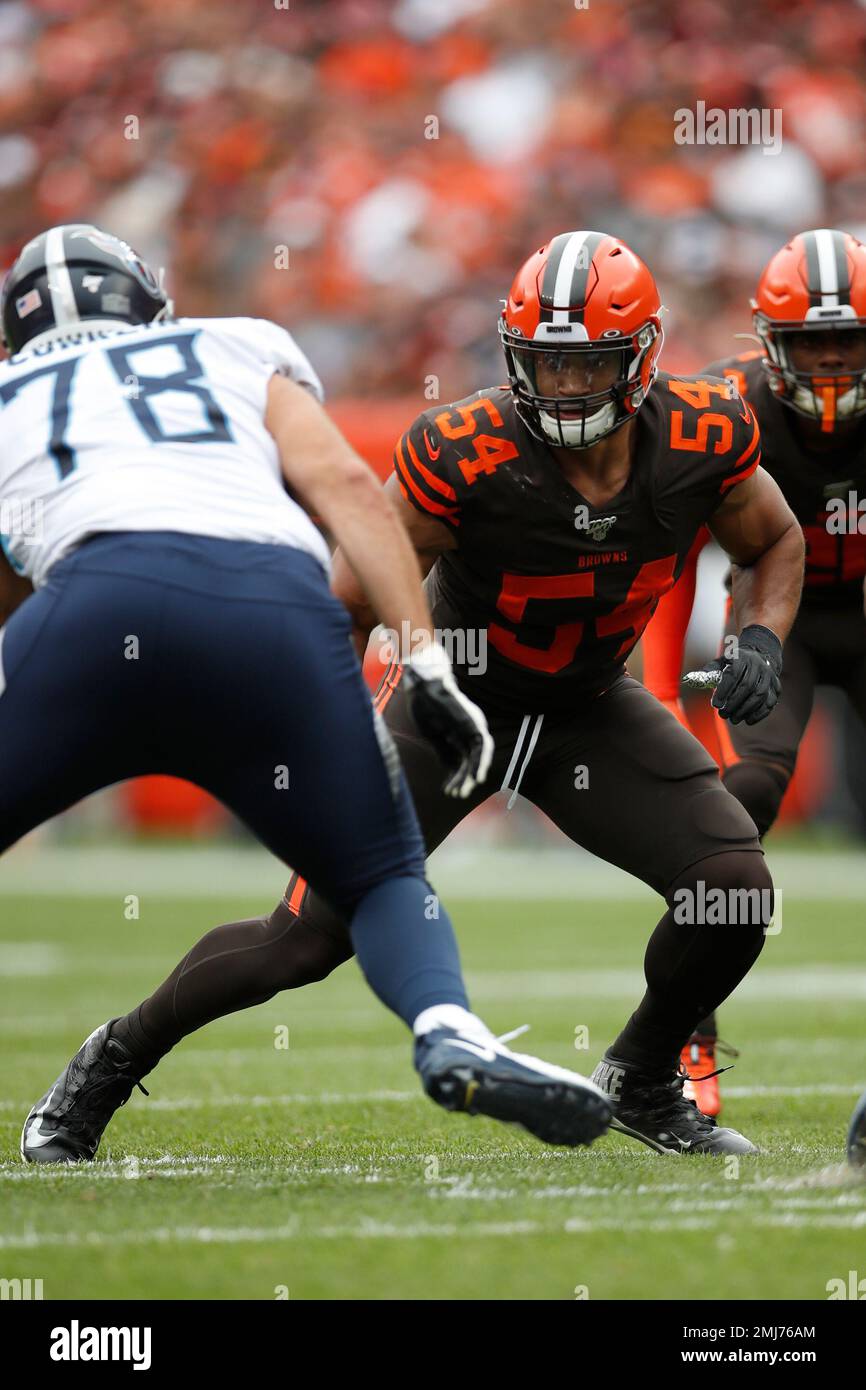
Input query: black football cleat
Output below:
<box><xmin>21</xmin><ymin>1021</ymin><xmax>148</xmax><ymax>1164</ymax></box>
<box><xmin>591</xmin><ymin>1052</ymin><xmax>757</xmax><ymax>1156</ymax></box>
<box><xmin>415</xmin><ymin>1027</ymin><xmax>612</xmax><ymax>1147</ymax></box>
<box><xmin>847</xmin><ymin>1086</ymin><xmax>866</xmax><ymax>1169</ymax></box>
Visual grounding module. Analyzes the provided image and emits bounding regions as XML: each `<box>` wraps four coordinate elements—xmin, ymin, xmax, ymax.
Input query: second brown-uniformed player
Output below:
<box><xmin>644</xmin><ymin>228</ymin><xmax>866</xmax><ymax>1115</ymax></box>
<box><xmin>26</xmin><ymin>231</ymin><xmax>805</xmax><ymax>1157</ymax></box>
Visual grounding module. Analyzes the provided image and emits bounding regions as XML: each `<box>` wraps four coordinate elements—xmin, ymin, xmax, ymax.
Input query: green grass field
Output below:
<box><xmin>1</xmin><ymin>869</ymin><xmax>865</xmax><ymax>1301</ymax></box>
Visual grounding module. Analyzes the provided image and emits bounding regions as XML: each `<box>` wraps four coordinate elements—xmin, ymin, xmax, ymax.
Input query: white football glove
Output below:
<box><xmin>402</xmin><ymin>641</ymin><xmax>494</xmax><ymax>798</ymax></box>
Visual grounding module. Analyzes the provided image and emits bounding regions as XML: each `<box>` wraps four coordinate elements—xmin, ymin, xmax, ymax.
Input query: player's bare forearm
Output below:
<box><xmin>727</xmin><ymin>523</ymin><xmax>804</xmax><ymax>642</ymax></box>
<box><xmin>708</xmin><ymin>466</ymin><xmax>804</xmax><ymax>643</ymax></box>
<box><xmin>266</xmin><ymin>376</ymin><xmax>443</xmax><ymax>650</ymax></box>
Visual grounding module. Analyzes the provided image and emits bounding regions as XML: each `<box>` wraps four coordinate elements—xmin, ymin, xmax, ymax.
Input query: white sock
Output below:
<box><xmin>412</xmin><ymin>1004</ymin><xmax>494</xmax><ymax>1041</ymax></box>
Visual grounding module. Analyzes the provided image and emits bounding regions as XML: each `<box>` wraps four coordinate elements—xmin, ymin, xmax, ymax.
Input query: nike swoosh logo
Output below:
<box><xmin>26</xmin><ymin>1126</ymin><xmax>57</xmax><ymax>1149</ymax></box>
<box><xmin>665</xmin><ymin>1133</ymin><xmax>692</xmax><ymax>1150</ymax></box>
<box><xmin>25</xmin><ymin>1100</ymin><xmax>57</xmax><ymax>1148</ymax></box>
<box><xmin>423</xmin><ymin>430</ymin><xmax>441</xmax><ymax>461</ymax></box>
<box><xmin>442</xmin><ymin>1038</ymin><xmax>497</xmax><ymax>1063</ymax></box>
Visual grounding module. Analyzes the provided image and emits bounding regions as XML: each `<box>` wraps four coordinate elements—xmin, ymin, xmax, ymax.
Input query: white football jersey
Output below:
<box><xmin>0</xmin><ymin>316</ymin><xmax>331</xmax><ymax>587</ymax></box>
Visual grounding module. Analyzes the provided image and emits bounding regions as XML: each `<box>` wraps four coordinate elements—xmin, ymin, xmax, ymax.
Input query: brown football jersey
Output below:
<box><xmin>394</xmin><ymin>374</ymin><xmax>760</xmax><ymax>712</ymax></box>
<box><xmin>704</xmin><ymin>351</ymin><xmax>866</xmax><ymax>605</ymax></box>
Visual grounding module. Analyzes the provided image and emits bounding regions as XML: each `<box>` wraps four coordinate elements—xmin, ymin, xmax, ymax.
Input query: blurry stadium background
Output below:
<box><xmin>4</xmin><ymin>0</ymin><xmax>866</xmax><ymax>1306</ymax></box>
<box><xmin>1</xmin><ymin>0</ymin><xmax>866</xmax><ymax>845</ymax></box>
<box><xmin>3</xmin><ymin>0</ymin><xmax>866</xmax><ymax>844</ymax></box>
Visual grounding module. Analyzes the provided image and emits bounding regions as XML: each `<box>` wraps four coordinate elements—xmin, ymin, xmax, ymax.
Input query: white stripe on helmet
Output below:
<box><xmin>551</xmin><ymin>230</ymin><xmax>592</xmax><ymax>324</ymax></box>
<box><xmin>44</xmin><ymin>226</ymin><xmax>80</xmax><ymax>329</ymax></box>
<box><xmin>814</xmin><ymin>228</ymin><xmax>839</xmax><ymax>306</ymax></box>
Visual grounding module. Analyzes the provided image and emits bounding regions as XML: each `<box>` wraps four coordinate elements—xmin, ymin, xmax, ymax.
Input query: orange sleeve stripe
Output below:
<box><xmin>374</xmin><ymin>662</ymin><xmax>404</xmax><ymax>714</ymax></box>
<box><xmin>373</xmin><ymin>660</ymin><xmax>396</xmax><ymax>704</ymax></box>
<box><xmin>286</xmin><ymin>875</ymin><xmax>307</xmax><ymax>915</ymax></box>
<box><xmin>732</xmin><ymin>408</ymin><xmax>760</xmax><ymax>468</ymax></box>
<box><xmin>394</xmin><ymin>437</ymin><xmax>460</xmax><ymax>523</ymax></box>
<box><xmin>720</xmin><ymin>452</ymin><xmax>760</xmax><ymax>494</ymax></box>
<box><xmin>405</xmin><ymin>434</ymin><xmax>457</xmax><ymax>502</ymax></box>
<box><xmin>373</xmin><ymin>660</ymin><xmax>403</xmax><ymax>708</ymax></box>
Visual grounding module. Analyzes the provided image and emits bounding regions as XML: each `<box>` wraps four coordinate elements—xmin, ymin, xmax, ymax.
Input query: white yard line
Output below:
<box><xmin>3</xmin><ymin>954</ymin><xmax>866</xmax><ymax>1005</ymax></box>
<box><xmin>0</xmin><ymin>944</ymin><xmax>64</xmax><ymax>976</ymax></box>
<box><xmin>0</xmin><ymin>1090</ymin><xmax>420</xmax><ymax>1114</ymax></box>
<box><xmin>725</xmin><ymin>1083</ymin><xmax>863</xmax><ymax>1098</ymax></box>
<box><xmin>1</xmin><ymin>1209</ymin><xmax>865</xmax><ymax>1251</ymax></box>
<box><xmin>469</xmin><ymin>968</ymin><xmax>866</xmax><ymax>1003</ymax></box>
<box><xmin>0</xmin><ymin>1082</ymin><xmax>861</xmax><ymax>1117</ymax></box>
<box><xmin>4</xmin><ymin>1162</ymin><xmax>863</xmax><ymax>1201</ymax></box>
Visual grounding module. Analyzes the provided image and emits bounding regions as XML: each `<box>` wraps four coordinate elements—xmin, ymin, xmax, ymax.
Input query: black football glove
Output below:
<box><xmin>402</xmin><ymin>642</ymin><xmax>494</xmax><ymax>798</ymax></box>
<box><xmin>711</xmin><ymin>624</ymin><xmax>783</xmax><ymax>726</ymax></box>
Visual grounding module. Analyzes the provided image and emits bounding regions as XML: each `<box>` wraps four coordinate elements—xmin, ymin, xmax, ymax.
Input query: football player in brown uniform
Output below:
<box><xmin>25</xmin><ymin>231</ymin><xmax>805</xmax><ymax>1159</ymax></box>
<box><xmin>644</xmin><ymin>228</ymin><xmax>866</xmax><ymax>1115</ymax></box>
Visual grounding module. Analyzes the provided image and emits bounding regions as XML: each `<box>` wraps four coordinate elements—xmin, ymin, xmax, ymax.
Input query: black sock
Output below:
<box><xmin>609</xmin><ymin>850</ymin><xmax>770</xmax><ymax>1073</ymax></box>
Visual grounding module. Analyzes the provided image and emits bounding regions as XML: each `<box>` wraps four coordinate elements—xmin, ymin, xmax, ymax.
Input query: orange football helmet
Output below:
<box><xmin>752</xmin><ymin>229</ymin><xmax>866</xmax><ymax>432</ymax></box>
<box><xmin>499</xmin><ymin>230</ymin><xmax>663</xmax><ymax>448</ymax></box>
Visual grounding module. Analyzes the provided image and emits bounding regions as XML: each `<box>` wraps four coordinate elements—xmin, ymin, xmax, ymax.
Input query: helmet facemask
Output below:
<box><xmin>754</xmin><ymin>312</ymin><xmax>866</xmax><ymax>434</ymax></box>
<box><xmin>499</xmin><ymin>318</ymin><xmax>663</xmax><ymax>449</ymax></box>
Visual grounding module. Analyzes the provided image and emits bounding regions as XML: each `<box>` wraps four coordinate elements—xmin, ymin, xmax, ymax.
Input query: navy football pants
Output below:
<box><xmin>0</xmin><ymin>533</ymin><xmax>427</xmax><ymax>912</ymax></box>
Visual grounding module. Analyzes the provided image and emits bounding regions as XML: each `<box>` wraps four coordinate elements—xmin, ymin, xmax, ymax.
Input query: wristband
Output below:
<box><xmin>738</xmin><ymin>624</ymin><xmax>783</xmax><ymax>673</ymax></box>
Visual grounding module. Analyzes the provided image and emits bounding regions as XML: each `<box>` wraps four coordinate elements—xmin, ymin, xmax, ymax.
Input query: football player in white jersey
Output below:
<box><xmin>2</xmin><ymin>224</ymin><xmax>612</xmax><ymax>1162</ymax></box>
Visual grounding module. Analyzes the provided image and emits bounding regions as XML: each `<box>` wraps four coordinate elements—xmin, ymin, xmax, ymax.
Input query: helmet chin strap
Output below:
<box><xmin>539</xmin><ymin>400</ymin><xmax>619</xmax><ymax>448</ymax></box>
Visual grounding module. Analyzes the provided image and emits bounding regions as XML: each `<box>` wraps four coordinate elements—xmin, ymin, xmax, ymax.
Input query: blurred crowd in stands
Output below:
<box><xmin>4</xmin><ymin>0</ymin><xmax>866</xmax><ymax>838</ymax></box>
<box><xmin>2</xmin><ymin>0</ymin><xmax>866</xmax><ymax>402</ymax></box>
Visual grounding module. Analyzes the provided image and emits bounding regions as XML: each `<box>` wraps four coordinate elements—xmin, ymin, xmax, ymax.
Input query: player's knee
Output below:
<box><xmin>262</xmin><ymin>898</ymin><xmax>351</xmax><ymax>988</ymax></box>
<box><xmin>670</xmin><ymin>849</ymin><xmax>774</xmax><ymax>940</ymax></box>
<box><xmin>722</xmin><ymin>758</ymin><xmax>791</xmax><ymax>839</ymax></box>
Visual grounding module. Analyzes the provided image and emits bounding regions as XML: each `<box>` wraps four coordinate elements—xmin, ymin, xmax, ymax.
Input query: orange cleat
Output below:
<box><xmin>681</xmin><ymin>1035</ymin><xmax>738</xmax><ymax>1118</ymax></box>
